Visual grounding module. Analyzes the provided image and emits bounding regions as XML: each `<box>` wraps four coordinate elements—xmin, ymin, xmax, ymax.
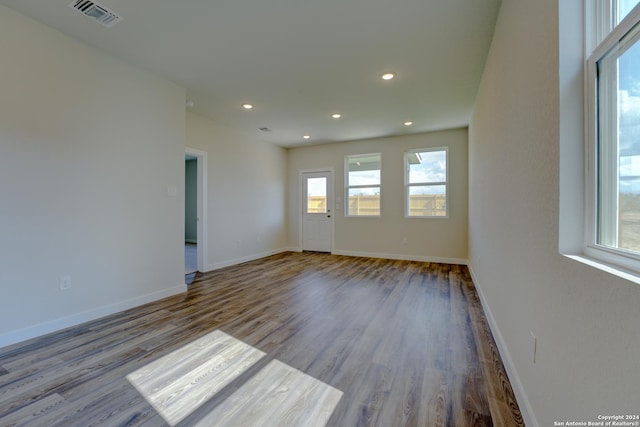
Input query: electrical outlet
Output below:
<box><xmin>402</xmin><ymin>237</ymin><xmax>408</xmax><ymax>244</ymax></box>
<box><xmin>530</xmin><ymin>331</ymin><xmax>537</xmax><ymax>364</ymax></box>
<box><xmin>60</xmin><ymin>275</ymin><xmax>71</xmax><ymax>291</ymax></box>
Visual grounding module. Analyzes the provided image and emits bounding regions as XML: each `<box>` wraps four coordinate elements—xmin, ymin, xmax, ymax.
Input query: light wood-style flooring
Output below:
<box><xmin>0</xmin><ymin>252</ymin><xmax>524</xmax><ymax>426</ymax></box>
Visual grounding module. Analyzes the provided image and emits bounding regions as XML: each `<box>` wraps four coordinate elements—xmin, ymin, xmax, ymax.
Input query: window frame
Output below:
<box><xmin>585</xmin><ymin>1</ymin><xmax>640</xmax><ymax>272</ymax></box>
<box><xmin>345</xmin><ymin>153</ymin><xmax>382</xmax><ymax>218</ymax></box>
<box><xmin>404</xmin><ymin>147</ymin><xmax>449</xmax><ymax>219</ymax></box>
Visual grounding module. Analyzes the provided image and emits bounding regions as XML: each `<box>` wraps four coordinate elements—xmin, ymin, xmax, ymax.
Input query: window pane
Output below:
<box><xmin>348</xmin><ymin>170</ymin><xmax>380</xmax><ymax>186</ymax></box>
<box><xmin>597</xmin><ymin>19</ymin><xmax>640</xmax><ymax>251</ymax></box>
<box><xmin>409</xmin><ymin>150</ymin><xmax>446</xmax><ymax>184</ymax></box>
<box><xmin>408</xmin><ymin>185</ymin><xmax>446</xmax><ymax>217</ymax></box>
<box><xmin>619</xmin><ymin>34</ymin><xmax>640</xmax><ymax>251</ymax></box>
<box><xmin>619</xmin><ymin>0</ymin><xmax>640</xmax><ymax>23</ymax></box>
<box><xmin>347</xmin><ymin>155</ymin><xmax>381</xmax><ymax>173</ymax></box>
<box><xmin>348</xmin><ymin>187</ymin><xmax>380</xmax><ymax>216</ymax></box>
<box><xmin>347</xmin><ymin>154</ymin><xmax>381</xmax><ymax>186</ymax></box>
<box><xmin>306</xmin><ymin>177</ymin><xmax>327</xmax><ymax>214</ymax></box>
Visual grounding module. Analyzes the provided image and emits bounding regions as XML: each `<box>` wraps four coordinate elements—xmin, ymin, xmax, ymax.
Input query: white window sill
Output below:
<box><xmin>564</xmin><ymin>253</ymin><xmax>640</xmax><ymax>285</ymax></box>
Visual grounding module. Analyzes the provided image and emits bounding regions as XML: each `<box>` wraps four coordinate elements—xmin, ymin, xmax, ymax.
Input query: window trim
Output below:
<box><xmin>404</xmin><ymin>147</ymin><xmax>449</xmax><ymax>219</ymax></box>
<box><xmin>345</xmin><ymin>153</ymin><xmax>382</xmax><ymax>218</ymax></box>
<box><xmin>584</xmin><ymin>1</ymin><xmax>640</xmax><ymax>273</ymax></box>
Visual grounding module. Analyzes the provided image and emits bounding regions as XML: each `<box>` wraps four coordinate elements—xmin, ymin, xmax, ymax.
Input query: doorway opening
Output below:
<box><xmin>185</xmin><ymin>148</ymin><xmax>208</xmax><ymax>284</ymax></box>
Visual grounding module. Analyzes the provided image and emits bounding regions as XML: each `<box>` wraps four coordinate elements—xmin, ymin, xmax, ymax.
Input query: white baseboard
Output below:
<box><xmin>202</xmin><ymin>247</ymin><xmax>467</xmax><ymax>272</ymax></box>
<box><xmin>467</xmin><ymin>264</ymin><xmax>538</xmax><ymax>427</ymax></box>
<box><xmin>205</xmin><ymin>247</ymin><xmax>294</xmax><ymax>271</ymax></box>
<box><xmin>0</xmin><ymin>284</ymin><xmax>187</xmax><ymax>349</ymax></box>
<box><xmin>332</xmin><ymin>249</ymin><xmax>468</xmax><ymax>265</ymax></box>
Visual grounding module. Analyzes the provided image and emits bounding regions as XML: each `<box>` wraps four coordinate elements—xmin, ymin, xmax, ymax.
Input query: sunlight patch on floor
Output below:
<box><xmin>126</xmin><ymin>330</ymin><xmax>342</xmax><ymax>426</ymax></box>
<box><xmin>127</xmin><ymin>330</ymin><xmax>265</xmax><ymax>425</ymax></box>
<box><xmin>194</xmin><ymin>359</ymin><xmax>343</xmax><ymax>427</ymax></box>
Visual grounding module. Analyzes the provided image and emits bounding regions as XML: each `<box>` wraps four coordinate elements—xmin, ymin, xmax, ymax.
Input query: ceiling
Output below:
<box><xmin>0</xmin><ymin>0</ymin><xmax>501</xmax><ymax>148</ymax></box>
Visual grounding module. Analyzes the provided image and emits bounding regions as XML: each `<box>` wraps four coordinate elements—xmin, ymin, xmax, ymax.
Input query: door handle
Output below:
<box><xmin>327</xmin><ymin>215</ymin><xmax>331</xmax><ymax>218</ymax></box>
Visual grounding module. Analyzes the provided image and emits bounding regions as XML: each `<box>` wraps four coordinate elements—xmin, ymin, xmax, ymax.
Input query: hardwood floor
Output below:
<box><xmin>0</xmin><ymin>252</ymin><xmax>524</xmax><ymax>426</ymax></box>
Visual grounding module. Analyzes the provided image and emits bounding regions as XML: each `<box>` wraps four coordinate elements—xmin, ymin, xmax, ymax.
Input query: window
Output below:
<box><xmin>586</xmin><ymin>0</ymin><xmax>640</xmax><ymax>270</ymax></box>
<box><xmin>405</xmin><ymin>148</ymin><xmax>448</xmax><ymax>218</ymax></box>
<box><xmin>346</xmin><ymin>153</ymin><xmax>381</xmax><ymax>217</ymax></box>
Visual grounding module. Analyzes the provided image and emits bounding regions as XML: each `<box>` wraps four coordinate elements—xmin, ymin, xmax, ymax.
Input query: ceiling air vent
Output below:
<box><xmin>68</xmin><ymin>0</ymin><xmax>122</xmax><ymax>28</ymax></box>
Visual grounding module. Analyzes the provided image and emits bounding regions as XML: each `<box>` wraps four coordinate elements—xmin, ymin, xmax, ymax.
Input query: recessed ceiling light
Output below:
<box><xmin>331</xmin><ymin>113</ymin><xmax>342</xmax><ymax>119</ymax></box>
<box><xmin>242</xmin><ymin>103</ymin><xmax>254</xmax><ymax>110</ymax></box>
<box><xmin>381</xmin><ymin>73</ymin><xmax>395</xmax><ymax>80</ymax></box>
<box><xmin>404</xmin><ymin>121</ymin><xmax>413</xmax><ymax>126</ymax></box>
<box><xmin>303</xmin><ymin>135</ymin><xmax>310</xmax><ymax>139</ymax></box>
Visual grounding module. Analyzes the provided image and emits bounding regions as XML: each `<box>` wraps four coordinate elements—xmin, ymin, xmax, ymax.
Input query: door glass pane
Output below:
<box><xmin>307</xmin><ymin>177</ymin><xmax>327</xmax><ymax>213</ymax></box>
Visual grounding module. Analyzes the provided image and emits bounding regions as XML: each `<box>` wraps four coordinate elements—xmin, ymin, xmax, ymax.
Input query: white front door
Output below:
<box><xmin>302</xmin><ymin>171</ymin><xmax>333</xmax><ymax>252</ymax></box>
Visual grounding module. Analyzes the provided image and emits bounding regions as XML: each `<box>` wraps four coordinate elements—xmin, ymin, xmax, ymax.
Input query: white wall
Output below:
<box><xmin>469</xmin><ymin>0</ymin><xmax>640</xmax><ymax>424</ymax></box>
<box><xmin>287</xmin><ymin>130</ymin><xmax>468</xmax><ymax>263</ymax></box>
<box><xmin>0</xmin><ymin>6</ymin><xmax>187</xmax><ymax>347</ymax></box>
<box><xmin>186</xmin><ymin>112</ymin><xmax>288</xmax><ymax>269</ymax></box>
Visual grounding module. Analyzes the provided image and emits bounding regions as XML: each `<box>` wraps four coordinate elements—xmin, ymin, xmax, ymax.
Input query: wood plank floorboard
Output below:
<box><xmin>0</xmin><ymin>252</ymin><xmax>524</xmax><ymax>426</ymax></box>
